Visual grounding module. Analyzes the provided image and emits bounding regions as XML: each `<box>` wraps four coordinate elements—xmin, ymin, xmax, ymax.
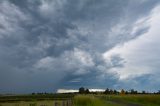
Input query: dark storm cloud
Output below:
<box><xmin>116</xmin><ymin>73</ymin><xmax>160</xmax><ymax>92</ymax></box>
<box><xmin>0</xmin><ymin>0</ymin><xmax>159</xmax><ymax>93</ymax></box>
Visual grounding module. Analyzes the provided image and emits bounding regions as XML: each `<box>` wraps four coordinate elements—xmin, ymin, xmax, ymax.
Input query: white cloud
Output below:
<box><xmin>38</xmin><ymin>0</ymin><xmax>67</xmax><ymax>19</ymax></box>
<box><xmin>73</xmin><ymin>48</ymin><xmax>94</xmax><ymax>67</ymax></box>
<box><xmin>0</xmin><ymin>0</ymin><xmax>31</xmax><ymax>39</ymax></box>
<box><xmin>34</xmin><ymin>48</ymin><xmax>94</xmax><ymax>75</ymax></box>
<box><xmin>103</xmin><ymin>5</ymin><xmax>160</xmax><ymax>80</ymax></box>
<box><xmin>34</xmin><ymin>56</ymin><xmax>54</xmax><ymax>69</ymax></box>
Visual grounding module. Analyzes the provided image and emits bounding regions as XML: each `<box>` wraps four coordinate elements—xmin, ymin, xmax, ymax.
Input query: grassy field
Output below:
<box><xmin>0</xmin><ymin>94</ymin><xmax>160</xmax><ymax>106</ymax></box>
<box><xmin>74</xmin><ymin>94</ymin><xmax>160</xmax><ymax>106</ymax></box>
<box><xmin>74</xmin><ymin>95</ymin><xmax>122</xmax><ymax>106</ymax></box>
<box><xmin>0</xmin><ymin>100</ymin><xmax>60</xmax><ymax>106</ymax></box>
<box><xmin>0</xmin><ymin>94</ymin><xmax>73</xmax><ymax>106</ymax></box>
<box><xmin>0</xmin><ymin>94</ymin><xmax>74</xmax><ymax>102</ymax></box>
<box><xmin>106</xmin><ymin>94</ymin><xmax>160</xmax><ymax>106</ymax></box>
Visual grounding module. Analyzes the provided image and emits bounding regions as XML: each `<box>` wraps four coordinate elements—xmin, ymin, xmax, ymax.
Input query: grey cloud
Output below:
<box><xmin>0</xmin><ymin>0</ymin><xmax>159</xmax><ymax>93</ymax></box>
<box><xmin>117</xmin><ymin>74</ymin><xmax>160</xmax><ymax>91</ymax></box>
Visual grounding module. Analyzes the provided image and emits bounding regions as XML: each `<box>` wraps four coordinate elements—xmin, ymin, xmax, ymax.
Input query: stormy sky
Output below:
<box><xmin>0</xmin><ymin>0</ymin><xmax>160</xmax><ymax>93</ymax></box>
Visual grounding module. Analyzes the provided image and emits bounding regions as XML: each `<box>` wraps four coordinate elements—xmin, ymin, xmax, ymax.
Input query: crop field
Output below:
<box><xmin>0</xmin><ymin>94</ymin><xmax>160</xmax><ymax>106</ymax></box>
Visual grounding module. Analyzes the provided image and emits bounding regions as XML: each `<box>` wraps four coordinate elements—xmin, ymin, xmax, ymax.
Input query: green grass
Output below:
<box><xmin>0</xmin><ymin>100</ymin><xmax>62</xmax><ymax>106</ymax></box>
<box><xmin>74</xmin><ymin>94</ymin><xmax>160</xmax><ymax>106</ymax></box>
<box><xmin>0</xmin><ymin>94</ymin><xmax>74</xmax><ymax>102</ymax></box>
<box><xmin>98</xmin><ymin>94</ymin><xmax>160</xmax><ymax>106</ymax></box>
<box><xmin>114</xmin><ymin>94</ymin><xmax>160</xmax><ymax>106</ymax></box>
<box><xmin>0</xmin><ymin>94</ymin><xmax>73</xmax><ymax>106</ymax></box>
<box><xmin>1</xmin><ymin>94</ymin><xmax>160</xmax><ymax>106</ymax></box>
<box><xmin>74</xmin><ymin>95</ymin><xmax>122</xmax><ymax>106</ymax></box>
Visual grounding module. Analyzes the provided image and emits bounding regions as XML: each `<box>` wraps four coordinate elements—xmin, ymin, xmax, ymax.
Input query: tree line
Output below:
<box><xmin>78</xmin><ymin>87</ymin><xmax>160</xmax><ymax>95</ymax></box>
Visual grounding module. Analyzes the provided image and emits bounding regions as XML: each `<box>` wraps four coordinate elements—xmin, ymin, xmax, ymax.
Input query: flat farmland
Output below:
<box><xmin>0</xmin><ymin>94</ymin><xmax>73</xmax><ymax>106</ymax></box>
<box><xmin>74</xmin><ymin>94</ymin><xmax>160</xmax><ymax>106</ymax></box>
<box><xmin>0</xmin><ymin>94</ymin><xmax>160</xmax><ymax>106</ymax></box>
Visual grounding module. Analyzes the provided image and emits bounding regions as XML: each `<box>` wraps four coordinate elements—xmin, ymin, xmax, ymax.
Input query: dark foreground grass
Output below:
<box><xmin>0</xmin><ymin>94</ymin><xmax>74</xmax><ymax>102</ymax></box>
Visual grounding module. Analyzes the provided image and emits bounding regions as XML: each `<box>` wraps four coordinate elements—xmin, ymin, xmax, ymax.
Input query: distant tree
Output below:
<box><xmin>130</xmin><ymin>89</ymin><xmax>134</xmax><ymax>94</ymax></box>
<box><xmin>125</xmin><ymin>91</ymin><xmax>129</xmax><ymax>94</ymax></box>
<box><xmin>79</xmin><ymin>87</ymin><xmax>85</xmax><ymax>94</ymax></box>
<box><xmin>130</xmin><ymin>89</ymin><xmax>138</xmax><ymax>94</ymax></box>
<box><xmin>109</xmin><ymin>89</ymin><xmax>113</xmax><ymax>94</ymax></box>
<box><xmin>135</xmin><ymin>90</ymin><xmax>138</xmax><ymax>94</ymax></box>
<box><xmin>142</xmin><ymin>91</ymin><xmax>146</xmax><ymax>94</ymax></box>
<box><xmin>85</xmin><ymin>89</ymin><xmax>90</xmax><ymax>94</ymax></box>
<box><xmin>157</xmin><ymin>90</ymin><xmax>160</xmax><ymax>94</ymax></box>
<box><xmin>113</xmin><ymin>90</ymin><xmax>118</xmax><ymax>94</ymax></box>
<box><xmin>120</xmin><ymin>89</ymin><xmax>125</xmax><ymax>95</ymax></box>
<box><xmin>104</xmin><ymin>88</ymin><xmax>110</xmax><ymax>94</ymax></box>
